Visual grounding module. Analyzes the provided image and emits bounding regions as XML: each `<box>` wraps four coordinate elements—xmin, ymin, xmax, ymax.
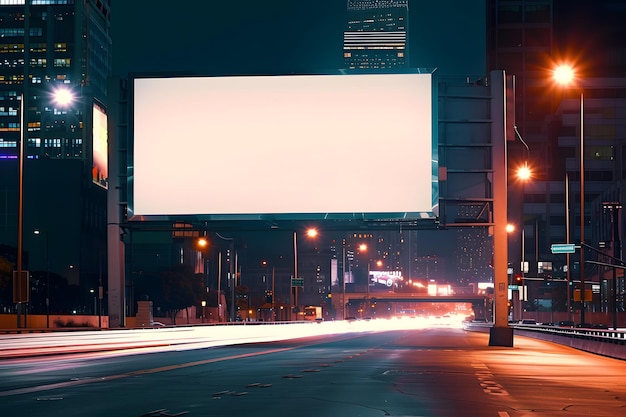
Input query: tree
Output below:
<box><xmin>150</xmin><ymin>268</ymin><xmax>204</xmax><ymax>324</ymax></box>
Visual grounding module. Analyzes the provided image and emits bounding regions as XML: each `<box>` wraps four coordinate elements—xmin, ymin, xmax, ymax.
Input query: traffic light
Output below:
<box><xmin>515</xmin><ymin>274</ymin><xmax>522</xmax><ymax>283</ymax></box>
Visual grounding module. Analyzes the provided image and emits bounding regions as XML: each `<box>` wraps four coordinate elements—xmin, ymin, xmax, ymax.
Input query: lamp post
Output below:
<box><xmin>342</xmin><ymin>239</ymin><xmax>354</xmax><ymax>319</ymax></box>
<box><xmin>342</xmin><ymin>240</ymin><xmax>346</xmax><ymax>319</ymax></box>
<box><xmin>33</xmin><ymin>230</ymin><xmax>49</xmax><ymax>328</ymax></box>
<box><xmin>506</xmin><ymin>223</ymin><xmax>519</xmax><ymax>320</ymax></box>
<box><xmin>217</xmin><ymin>251</ymin><xmax>222</xmax><ymax>322</ymax></box>
<box><xmin>262</xmin><ymin>260</ymin><xmax>276</xmax><ymax>322</ymax></box>
<box><xmin>16</xmin><ymin>93</ymin><xmax>26</xmax><ymax>328</ymax></box>
<box><xmin>602</xmin><ymin>202</ymin><xmax>622</xmax><ymax>330</ymax></box>
<box><xmin>292</xmin><ymin>228</ymin><xmax>318</xmax><ymax>321</ymax></box>
<box><xmin>14</xmin><ymin>86</ymin><xmax>76</xmax><ymax>328</ymax></box>
<box><xmin>293</xmin><ymin>231</ymin><xmax>297</xmax><ymax>321</ymax></box>
<box><xmin>213</xmin><ymin>232</ymin><xmax>234</xmax><ymax>322</ymax></box>
<box><xmin>510</xmin><ymin>162</ymin><xmax>532</xmax><ymax>320</ymax></box>
<box><xmin>358</xmin><ymin>244</ymin><xmax>369</xmax><ymax>317</ymax></box>
<box><xmin>565</xmin><ymin>173</ymin><xmax>572</xmax><ymax>321</ymax></box>
<box><xmin>553</xmin><ymin>64</ymin><xmax>586</xmax><ymax>324</ymax></box>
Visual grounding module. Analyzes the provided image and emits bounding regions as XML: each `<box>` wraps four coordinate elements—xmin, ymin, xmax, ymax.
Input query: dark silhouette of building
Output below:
<box><xmin>0</xmin><ymin>1</ymin><xmax>111</xmax><ymax>313</ymax></box>
<box><xmin>487</xmin><ymin>0</ymin><xmax>626</xmax><ymax>311</ymax></box>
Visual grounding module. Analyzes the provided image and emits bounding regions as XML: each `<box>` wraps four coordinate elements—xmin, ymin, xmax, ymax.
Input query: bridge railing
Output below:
<box><xmin>511</xmin><ymin>323</ymin><xmax>626</xmax><ymax>360</ymax></box>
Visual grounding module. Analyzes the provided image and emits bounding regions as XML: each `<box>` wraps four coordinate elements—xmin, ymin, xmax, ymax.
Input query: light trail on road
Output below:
<box><xmin>2</xmin><ymin>318</ymin><xmax>625</xmax><ymax>417</ymax></box>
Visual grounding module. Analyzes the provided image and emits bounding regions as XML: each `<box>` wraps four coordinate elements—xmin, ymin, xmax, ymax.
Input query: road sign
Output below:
<box><xmin>291</xmin><ymin>277</ymin><xmax>304</xmax><ymax>287</ymax></box>
<box><xmin>551</xmin><ymin>243</ymin><xmax>576</xmax><ymax>254</ymax></box>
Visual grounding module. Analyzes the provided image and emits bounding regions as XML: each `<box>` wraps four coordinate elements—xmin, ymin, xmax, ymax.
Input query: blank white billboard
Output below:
<box><xmin>132</xmin><ymin>72</ymin><xmax>434</xmax><ymax>219</ymax></box>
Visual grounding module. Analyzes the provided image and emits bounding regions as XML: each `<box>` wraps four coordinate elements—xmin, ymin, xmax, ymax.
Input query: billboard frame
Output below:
<box><xmin>126</xmin><ymin>68</ymin><xmax>439</xmax><ymax>230</ymax></box>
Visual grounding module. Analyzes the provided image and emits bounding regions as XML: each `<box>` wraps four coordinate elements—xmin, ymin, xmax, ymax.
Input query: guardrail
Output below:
<box><xmin>466</xmin><ymin>322</ymin><xmax>626</xmax><ymax>360</ymax></box>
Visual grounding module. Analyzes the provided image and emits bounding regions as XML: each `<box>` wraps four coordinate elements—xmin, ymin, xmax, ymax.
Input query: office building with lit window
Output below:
<box><xmin>344</xmin><ymin>0</ymin><xmax>408</xmax><ymax>70</ymax></box>
<box><xmin>487</xmin><ymin>0</ymin><xmax>626</xmax><ymax>311</ymax></box>
<box><xmin>0</xmin><ymin>0</ymin><xmax>111</xmax><ymax>314</ymax></box>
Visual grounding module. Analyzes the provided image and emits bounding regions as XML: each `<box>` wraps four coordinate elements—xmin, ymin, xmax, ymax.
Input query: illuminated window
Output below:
<box><xmin>0</xmin><ymin>140</ymin><xmax>17</xmax><ymax>148</ymax></box>
<box><xmin>45</xmin><ymin>138</ymin><xmax>61</xmax><ymax>148</ymax></box>
<box><xmin>54</xmin><ymin>58</ymin><xmax>71</xmax><ymax>67</ymax></box>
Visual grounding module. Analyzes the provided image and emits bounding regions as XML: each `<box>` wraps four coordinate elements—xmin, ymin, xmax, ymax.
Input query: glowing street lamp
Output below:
<box><xmin>14</xmin><ymin>86</ymin><xmax>78</xmax><ymax>328</ymax></box>
<box><xmin>292</xmin><ymin>227</ymin><xmax>318</xmax><ymax>320</ymax></box>
<box><xmin>516</xmin><ymin>164</ymin><xmax>532</xmax><ymax>181</ymax></box>
<box><xmin>196</xmin><ymin>237</ymin><xmax>209</xmax><ymax>251</ymax></box>
<box><xmin>553</xmin><ymin>65</ymin><xmax>575</xmax><ymax>86</ymax></box>
<box><xmin>553</xmin><ymin>63</ymin><xmax>586</xmax><ymax>324</ymax></box>
<box><xmin>52</xmin><ymin>87</ymin><xmax>74</xmax><ymax>106</ymax></box>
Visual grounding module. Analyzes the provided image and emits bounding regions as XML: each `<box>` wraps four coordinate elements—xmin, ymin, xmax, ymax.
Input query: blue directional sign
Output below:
<box><xmin>550</xmin><ymin>243</ymin><xmax>576</xmax><ymax>254</ymax></box>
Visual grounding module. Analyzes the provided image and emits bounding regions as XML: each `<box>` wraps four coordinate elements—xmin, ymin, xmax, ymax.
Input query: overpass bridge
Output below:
<box><xmin>329</xmin><ymin>291</ymin><xmax>490</xmax><ymax>319</ymax></box>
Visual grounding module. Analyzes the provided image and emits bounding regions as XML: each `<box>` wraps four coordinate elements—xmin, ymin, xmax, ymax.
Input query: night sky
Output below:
<box><xmin>110</xmin><ymin>0</ymin><xmax>486</xmax><ymax>78</ymax></box>
<box><xmin>109</xmin><ymin>0</ymin><xmax>486</xmax><ymax>267</ymax></box>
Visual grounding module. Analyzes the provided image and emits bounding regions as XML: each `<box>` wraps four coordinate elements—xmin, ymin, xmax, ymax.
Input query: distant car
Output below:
<box><xmin>557</xmin><ymin>320</ymin><xmax>575</xmax><ymax>327</ymax></box>
<box><xmin>344</xmin><ymin>316</ymin><xmax>357</xmax><ymax>321</ymax></box>
<box><xmin>520</xmin><ymin>319</ymin><xmax>537</xmax><ymax>325</ymax></box>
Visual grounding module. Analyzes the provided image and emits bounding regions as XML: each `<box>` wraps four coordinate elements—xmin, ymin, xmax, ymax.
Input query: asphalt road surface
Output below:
<box><xmin>1</xmin><ymin>324</ymin><xmax>626</xmax><ymax>417</ymax></box>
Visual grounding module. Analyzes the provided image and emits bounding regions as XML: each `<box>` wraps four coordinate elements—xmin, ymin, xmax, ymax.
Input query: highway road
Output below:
<box><xmin>1</xmin><ymin>320</ymin><xmax>626</xmax><ymax>417</ymax></box>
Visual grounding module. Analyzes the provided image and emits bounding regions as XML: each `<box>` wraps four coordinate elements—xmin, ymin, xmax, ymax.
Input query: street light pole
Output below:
<box><xmin>602</xmin><ymin>202</ymin><xmax>622</xmax><ymax>330</ymax></box>
<box><xmin>271</xmin><ymin>266</ymin><xmax>275</xmax><ymax>321</ymax></box>
<box><xmin>579</xmin><ymin>91</ymin><xmax>586</xmax><ymax>325</ymax></box>
<box><xmin>293</xmin><ymin>231</ymin><xmax>297</xmax><ymax>321</ymax></box>
<box><xmin>217</xmin><ymin>251</ymin><xmax>221</xmax><ymax>322</ymax></box>
<box><xmin>342</xmin><ymin>240</ymin><xmax>346</xmax><ymax>319</ymax></box>
<box><xmin>520</xmin><ymin>224</ymin><xmax>528</xmax><ymax>320</ymax></box>
<box><xmin>553</xmin><ymin>65</ymin><xmax>585</xmax><ymax>324</ymax></box>
<box><xmin>566</xmin><ymin>173</ymin><xmax>572</xmax><ymax>321</ymax></box>
<box><xmin>16</xmin><ymin>93</ymin><xmax>25</xmax><ymax>328</ymax></box>
<box><xmin>34</xmin><ymin>230</ymin><xmax>49</xmax><ymax>328</ymax></box>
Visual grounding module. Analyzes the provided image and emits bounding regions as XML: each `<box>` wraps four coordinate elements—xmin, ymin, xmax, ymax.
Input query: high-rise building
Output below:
<box><xmin>487</xmin><ymin>1</ymin><xmax>626</xmax><ymax>308</ymax></box>
<box><xmin>344</xmin><ymin>0</ymin><xmax>408</xmax><ymax>70</ymax></box>
<box><xmin>0</xmin><ymin>0</ymin><xmax>111</xmax><ymax>313</ymax></box>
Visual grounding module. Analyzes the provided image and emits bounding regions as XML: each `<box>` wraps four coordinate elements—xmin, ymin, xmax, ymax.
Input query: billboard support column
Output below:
<box><xmin>107</xmin><ymin>77</ymin><xmax>126</xmax><ymax>328</ymax></box>
<box><xmin>489</xmin><ymin>70</ymin><xmax>514</xmax><ymax>347</ymax></box>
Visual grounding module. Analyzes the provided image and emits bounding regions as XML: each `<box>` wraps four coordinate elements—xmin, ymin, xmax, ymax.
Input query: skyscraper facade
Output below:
<box><xmin>344</xmin><ymin>0</ymin><xmax>408</xmax><ymax>70</ymax></box>
<box><xmin>0</xmin><ymin>0</ymin><xmax>111</xmax><ymax>313</ymax></box>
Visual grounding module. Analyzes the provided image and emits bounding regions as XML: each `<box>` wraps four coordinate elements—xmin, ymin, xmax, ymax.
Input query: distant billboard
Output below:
<box><xmin>131</xmin><ymin>71</ymin><xmax>436</xmax><ymax>221</ymax></box>
<box><xmin>370</xmin><ymin>270</ymin><xmax>403</xmax><ymax>287</ymax></box>
<box><xmin>92</xmin><ymin>102</ymin><xmax>108</xmax><ymax>189</ymax></box>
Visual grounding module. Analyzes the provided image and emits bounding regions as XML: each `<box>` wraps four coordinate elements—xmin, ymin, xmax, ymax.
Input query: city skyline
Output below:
<box><xmin>110</xmin><ymin>0</ymin><xmax>485</xmax><ymax>78</ymax></box>
<box><xmin>3</xmin><ymin>1</ymin><xmax>625</xmax><ymax>322</ymax></box>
